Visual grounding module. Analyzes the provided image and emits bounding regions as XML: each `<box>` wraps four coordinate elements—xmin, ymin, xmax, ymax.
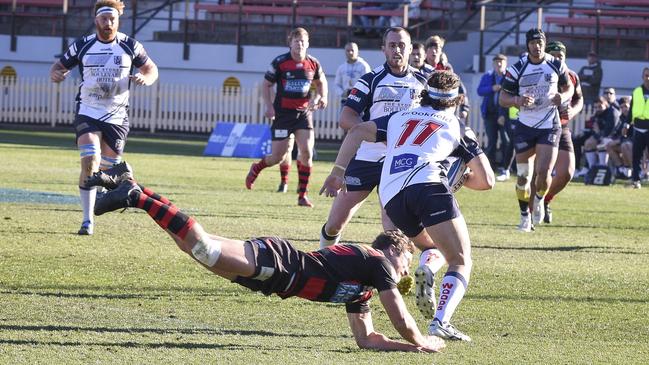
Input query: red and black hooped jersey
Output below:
<box><xmin>245</xmin><ymin>237</ymin><xmax>398</xmax><ymax>314</ymax></box>
<box><xmin>264</xmin><ymin>52</ymin><xmax>324</xmax><ymax>112</ymax></box>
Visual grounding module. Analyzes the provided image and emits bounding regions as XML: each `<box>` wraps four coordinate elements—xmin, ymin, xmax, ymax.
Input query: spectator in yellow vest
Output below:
<box><xmin>627</xmin><ymin>67</ymin><xmax>649</xmax><ymax>189</ymax></box>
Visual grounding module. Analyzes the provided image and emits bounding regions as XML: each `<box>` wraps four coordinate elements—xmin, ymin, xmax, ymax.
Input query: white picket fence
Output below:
<box><xmin>0</xmin><ymin>77</ymin><xmax>591</xmax><ymax>141</ymax></box>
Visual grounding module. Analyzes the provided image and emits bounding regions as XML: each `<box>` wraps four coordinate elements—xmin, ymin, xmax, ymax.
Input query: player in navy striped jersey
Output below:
<box><xmin>322</xmin><ymin>71</ymin><xmax>494</xmax><ymax>341</ymax></box>
<box><xmin>318</xmin><ymin>27</ymin><xmax>427</xmax><ymax>249</ymax></box>
<box><xmin>499</xmin><ymin>28</ymin><xmax>573</xmax><ymax>232</ymax></box>
<box><xmin>49</xmin><ymin>0</ymin><xmax>158</xmax><ymax>235</ymax></box>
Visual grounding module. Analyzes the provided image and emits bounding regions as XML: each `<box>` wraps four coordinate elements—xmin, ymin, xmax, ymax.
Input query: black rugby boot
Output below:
<box><xmin>94</xmin><ymin>179</ymin><xmax>141</xmax><ymax>216</ymax></box>
<box><xmin>85</xmin><ymin>161</ymin><xmax>134</xmax><ymax>190</ymax></box>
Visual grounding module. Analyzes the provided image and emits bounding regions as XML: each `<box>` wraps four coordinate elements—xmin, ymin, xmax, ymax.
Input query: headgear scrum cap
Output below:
<box><xmin>525</xmin><ymin>28</ymin><xmax>546</xmax><ymax>44</ymax></box>
<box><xmin>545</xmin><ymin>41</ymin><xmax>567</xmax><ymax>55</ymax></box>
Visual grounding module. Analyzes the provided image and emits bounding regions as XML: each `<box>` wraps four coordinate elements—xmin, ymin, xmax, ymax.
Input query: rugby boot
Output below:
<box><xmin>77</xmin><ymin>220</ymin><xmax>94</xmax><ymax>235</ymax></box>
<box><xmin>428</xmin><ymin>319</ymin><xmax>472</xmax><ymax>342</ymax></box>
<box><xmin>543</xmin><ymin>203</ymin><xmax>552</xmax><ymax>224</ymax></box>
<box><xmin>85</xmin><ymin>161</ymin><xmax>134</xmax><ymax>190</ymax></box>
<box><xmin>517</xmin><ymin>214</ymin><xmax>533</xmax><ymax>232</ymax></box>
<box><xmin>245</xmin><ymin>163</ymin><xmax>258</xmax><ymax>190</ymax></box>
<box><xmin>94</xmin><ymin>179</ymin><xmax>141</xmax><ymax>216</ymax></box>
<box><xmin>277</xmin><ymin>182</ymin><xmax>288</xmax><ymax>193</ymax></box>
<box><xmin>414</xmin><ymin>264</ymin><xmax>436</xmax><ymax>319</ymax></box>
<box><xmin>297</xmin><ymin>195</ymin><xmax>314</xmax><ymax>208</ymax></box>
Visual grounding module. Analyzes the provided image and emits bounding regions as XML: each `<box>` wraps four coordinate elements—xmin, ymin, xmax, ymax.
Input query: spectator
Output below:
<box><xmin>578</xmin><ymin>51</ymin><xmax>603</xmax><ymax>106</ymax></box>
<box><xmin>356</xmin><ymin>1</ymin><xmax>399</xmax><ymax>37</ymax></box>
<box><xmin>602</xmin><ymin>87</ymin><xmax>620</xmax><ymax>111</ymax></box>
<box><xmin>627</xmin><ymin>67</ymin><xmax>649</xmax><ymax>189</ymax></box>
<box><xmin>477</xmin><ymin>53</ymin><xmax>510</xmax><ymax>180</ymax></box>
<box><xmin>574</xmin><ymin>96</ymin><xmax>620</xmax><ymax>177</ymax></box>
<box><xmin>606</xmin><ymin>97</ymin><xmax>633</xmax><ymax>179</ymax></box>
<box><xmin>334</xmin><ymin>42</ymin><xmax>371</xmax><ymax>106</ymax></box>
<box><xmin>390</xmin><ymin>0</ymin><xmax>422</xmax><ymax>27</ymax></box>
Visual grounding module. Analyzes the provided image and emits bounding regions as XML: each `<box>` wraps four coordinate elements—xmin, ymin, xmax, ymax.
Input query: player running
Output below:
<box><xmin>49</xmin><ymin>0</ymin><xmax>158</xmax><ymax>235</ymax></box>
<box><xmin>499</xmin><ymin>28</ymin><xmax>573</xmax><ymax>231</ymax></box>
<box><xmin>321</xmin><ymin>71</ymin><xmax>494</xmax><ymax>342</ymax></box>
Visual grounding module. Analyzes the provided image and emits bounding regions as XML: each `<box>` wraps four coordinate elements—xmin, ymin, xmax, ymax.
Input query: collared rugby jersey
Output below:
<box><xmin>345</xmin><ymin>63</ymin><xmax>427</xmax><ymax>162</ymax></box>
<box><xmin>60</xmin><ymin>32</ymin><xmax>149</xmax><ymax>125</ymax></box>
<box><xmin>501</xmin><ymin>54</ymin><xmax>569</xmax><ymax>129</ymax></box>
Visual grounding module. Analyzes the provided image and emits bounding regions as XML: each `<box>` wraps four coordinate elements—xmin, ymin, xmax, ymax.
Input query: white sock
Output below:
<box><xmin>585</xmin><ymin>151</ymin><xmax>597</xmax><ymax>168</ymax></box>
<box><xmin>319</xmin><ymin>224</ymin><xmax>340</xmax><ymax>249</ymax></box>
<box><xmin>598</xmin><ymin>151</ymin><xmax>609</xmax><ymax>166</ymax></box>
<box><xmin>419</xmin><ymin>249</ymin><xmax>446</xmax><ymax>274</ymax></box>
<box><xmin>435</xmin><ymin>272</ymin><xmax>468</xmax><ymax>324</ymax></box>
<box><xmin>79</xmin><ymin>186</ymin><xmax>97</xmax><ymax>224</ymax></box>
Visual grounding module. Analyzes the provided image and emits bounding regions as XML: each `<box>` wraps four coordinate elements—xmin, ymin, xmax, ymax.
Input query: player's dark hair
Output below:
<box><xmin>371</xmin><ymin>230</ymin><xmax>414</xmax><ymax>255</ymax></box>
<box><xmin>412</xmin><ymin>42</ymin><xmax>425</xmax><ymax>52</ymax></box>
<box><xmin>420</xmin><ymin>70</ymin><xmax>463</xmax><ymax>109</ymax></box>
<box><xmin>94</xmin><ymin>0</ymin><xmax>125</xmax><ymax>16</ymax></box>
<box><xmin>382</xmin><ymin>27</ymin><xmax>410</xmax><ymax>46</ymax></box>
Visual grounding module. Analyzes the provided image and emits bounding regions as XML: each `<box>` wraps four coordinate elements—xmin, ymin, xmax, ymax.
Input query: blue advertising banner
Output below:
<box><xmin>203</xmin><ymin>122</ymin><xmax>272</xmax><ymax>158</ymax></box>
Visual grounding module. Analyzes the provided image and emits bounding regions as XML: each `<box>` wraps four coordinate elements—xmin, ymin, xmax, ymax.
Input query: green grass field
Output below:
<box><xmin>1</xmin><ymin>128</ymin><xmax>648</xmax><ymax>364</ymax></box>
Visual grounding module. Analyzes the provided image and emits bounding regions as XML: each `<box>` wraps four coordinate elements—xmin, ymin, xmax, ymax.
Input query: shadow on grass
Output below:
<box><xmin>0</xmin><ymin>324</ymin><xmax>348</xmax><ymax>340</ymax></box>
<box><xmin>474</xmin><ymin>244</ymin><xmax>648</xmax><ymax>255</ymax></box>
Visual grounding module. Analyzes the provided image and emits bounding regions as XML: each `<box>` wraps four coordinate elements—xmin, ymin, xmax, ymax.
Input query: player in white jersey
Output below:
<box><xmin>322</xmin><ymin>71</ymin><xmax>495</xmax><ymax>342</ymax></box>
<box><xmin>49</xmin><ymin>0</ymin><xmax>158</xmax><ymax>235</ymax></box>
<box><xmin>318</xmin><ymin>27</ymin><xmax>427</xmax><ymax>248</ymax></box>
<box><xmin>499</xmin><ymin>28</ymin><xmax>573</xmax><ymax>231</ymax></box>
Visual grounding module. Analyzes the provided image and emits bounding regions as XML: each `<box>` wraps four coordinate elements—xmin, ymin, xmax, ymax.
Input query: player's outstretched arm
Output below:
<box><xmin>339</xmin><ymin>105</ymin><xmax>363</xmax><ymax>130</ymax></box>
<box><xmin>348</xmin><ymin>288</ymin><xmax>444</xmax><ymax>352</ymax></box>
<box><xmin>49</xmin><ymin>61</ymin><xmax>70</xmax><ymax>83</ymax></box>
<box><xmin>320</xmin><ymin>121</ymin><xmax>377</xmax><ymax>197</ymax></box>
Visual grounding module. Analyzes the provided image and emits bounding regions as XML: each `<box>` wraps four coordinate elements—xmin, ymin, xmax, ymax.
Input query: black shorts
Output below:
<box><xmin>234</xmin><ymin>237</ymin><xmax>299</xmax><ymax>297</ymax></box>
<box><xmin>74</xmin><ymin>114</ymin><xmax>130</xmax><ymax>154</ymax></box>
<box><xmin>344</xmin><ymin>158</ymin><xmax>383</xmax><ymax>192</ymax></box>
<box><xmin>384</xmin><ymin>183</ymin><xmax>461</xmax><ymax>238</ymax></box>
<box><xmin>559</xmin><ymin>125</ymin><xmax>574</xmax><ymax>153</ymax></box>
<box><xmin>271</xmin><ymin>111</ymin><xmax>313</xmax><ymax>141</ymax></box>
<box><xmin>513</xmin><ymin>122</ymin><xmax>561</xmax><ymax>154</ymax></box>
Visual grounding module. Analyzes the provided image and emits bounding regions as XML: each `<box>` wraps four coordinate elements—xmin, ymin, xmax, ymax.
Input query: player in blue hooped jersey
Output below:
<box><xmin>49</xmin><ymin>0</ymin><xmax>158</xmax><ymax>235</ymax></box>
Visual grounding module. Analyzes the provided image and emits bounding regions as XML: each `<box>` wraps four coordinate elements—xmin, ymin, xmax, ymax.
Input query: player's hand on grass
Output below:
<box><xmin>420</xmin><ymin>336</ymin><xmax>446</xmax><ymax>353</ymax></box>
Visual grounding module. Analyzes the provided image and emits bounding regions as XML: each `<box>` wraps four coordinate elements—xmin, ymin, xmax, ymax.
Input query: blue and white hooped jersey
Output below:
<box><xmin>60</xmin><ymin>32</ymin><xmax>149</xmax><ymax>125</ymax></box>
<box><xmin>501</xmin><ymin>54</ymin><xmax>569</xmax><ymax>129</ymax></box>
<box><xmin>345</xmin><ymin>63</ymin><xmax>427</xmax><ymax>162</ymax></box>
<box><xmin>375</xmin><ymin>106</ymin><xmax>462</xmax><ymax>206</ymax></box>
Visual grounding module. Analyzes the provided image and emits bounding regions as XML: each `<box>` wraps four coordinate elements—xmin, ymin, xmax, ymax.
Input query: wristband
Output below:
<box><xmin>333</xmin><ymin>164</ymin><xmax>346</xmax><ymax>172</ymax></box>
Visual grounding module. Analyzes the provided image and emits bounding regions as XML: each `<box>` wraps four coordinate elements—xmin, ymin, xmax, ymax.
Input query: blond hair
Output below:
<box><xmin>425</xmin><ymin>35</ymin><xmax>445</xmax><ymax>50</ymax></box>
<box><xmin>288</xmin><ymin>27</ymin><xmax>309</xmax><ymax>44</ymax></box>
<box><xmin>94</xmin><ymin>0</ymin><xmax>125</xmax><ymax>16</ymax></box>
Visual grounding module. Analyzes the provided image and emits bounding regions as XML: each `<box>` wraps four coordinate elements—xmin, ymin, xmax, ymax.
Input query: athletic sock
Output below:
<box><xmin>598</xmin><ymin>151</ymin><xmax>609</xmax><ymax>166</ymax></box>
<box><xmin>297</xmin><ymin>161</ymin><xmax>311</xmax><ymax>198</ymax></box>
<box><xmin>419</xmin><ymin>248</ymin><xmax>446</xmax><ymax>274</ymax></box>
<box><xmin>252</xmin><ymin>159</ymin><xmax>268</xmax><ymax>177</ymax></box>
<box><xmin>279</xmin><ymin>162</ymin><xmax>290</xmax><ymax>184</ymax></box>
<box><xmin>434</xmin><ymin>271</ymin><xmax>468</xmax><ymax>324</ymax></box>
<box><xmin>518</xmin><ymin>199</ymin><xmax>529</xmax><ymax>215</ymax></box>
<box><xmin>585</xmin><ymin>151</ymin><xmax>597</xmax><ymax>168</ymax></box>
<box><xmin>544</xmin><ymin>193</ymin><xmax>555</xmax><ymax>204</ymax></box>
<box><xmin>319</xmin><ymin>224</ymin><xmax>340</xmax><ymax>249</ymax></box>
<box><xmin>139</xmin><ymin>185</ymin><xmax>172</xmax><ymax>205</ymax></box>
<box><xmin>134</xmin><ymin>190</ymin><xmax>195</xmax><ymax>240</ymax></box>
<box><xmin>79</xmin><ymin>186</ymin><xmax>97</xmax><ymax>223</ymax></box>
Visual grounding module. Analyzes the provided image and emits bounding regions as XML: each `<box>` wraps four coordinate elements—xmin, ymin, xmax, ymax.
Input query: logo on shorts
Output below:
<box><xmin>115</xmin><ymin>139</ymin><xmax>124</xmax><ymax>152</ymax></box>
<box><xmin>274</xmin><ymin>129</ymin><xmax>289</xmax><ymax>138</ymax></box>
<box><xmin>345</xmin><ymin>176</ymin><xmax>362</xmax><ymax>186</ymax></box>
<box><xmin>548</xmin><ymin>133</ymin><xmax>557</xmax><ymax>143</ymax></box>
<box><xmin>390</xmin><ymin>153</ymin><xmax>418</xmax><ymax>174</ymax></box>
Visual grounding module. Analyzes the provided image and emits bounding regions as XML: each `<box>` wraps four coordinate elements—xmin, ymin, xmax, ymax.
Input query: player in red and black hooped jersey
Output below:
<box><xmin>246</xmin><ymin>27</ymin><xmax>328</xmax><ymax>208</ymax></box>
<box><xmin>91</xmin><ymin>177</ymin><xmax>445</xmax><ymax>353</ymax></box>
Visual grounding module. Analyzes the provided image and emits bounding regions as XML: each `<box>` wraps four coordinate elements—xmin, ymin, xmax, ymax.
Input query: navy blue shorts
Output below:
<box><xmin>384</xmin><ymin>183</ymin><xmax>461</xmax><ymax>238</ymax></box>
<box><xmin>513</xmin><ymin>121</ymin><xmax>561</xmax><ymax>154</ymax></box>
<box><xmin>271</xmin><ymin>111</ymin><xmax>313</xmax><ymax>141</ymax></box>
<box><xmin>74</xmin><ymin>114</ymin><xmax>129</xmax><ymax>155</ymax></box>
<box><xmin>344</xmin><ymin>158</ymin><xmax>383</xmax><ymax>192</ymax></box>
